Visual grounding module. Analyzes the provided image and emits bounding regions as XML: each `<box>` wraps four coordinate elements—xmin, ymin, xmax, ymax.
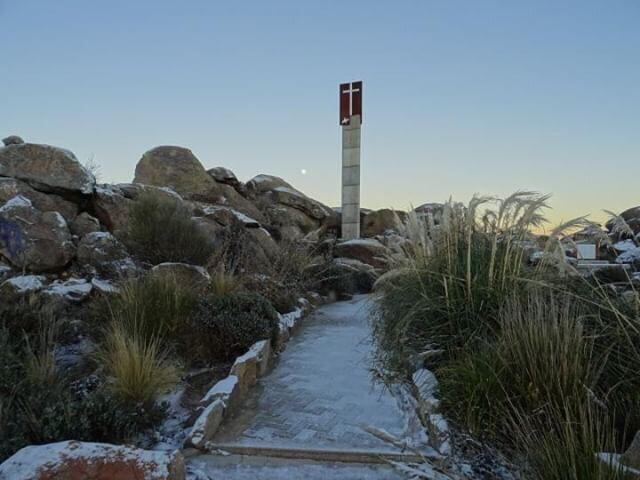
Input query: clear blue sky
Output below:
<box><xmin>1</xmin><ymin>0</ymin><xmax>638</xmax><ymax>225</ymax></box>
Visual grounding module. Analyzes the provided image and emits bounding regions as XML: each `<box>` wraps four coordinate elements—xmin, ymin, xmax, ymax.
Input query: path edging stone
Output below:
<box><xmin>185</xmin><ymin>294</ymin><xmax>328</xmax><ymax>452</ymax></box>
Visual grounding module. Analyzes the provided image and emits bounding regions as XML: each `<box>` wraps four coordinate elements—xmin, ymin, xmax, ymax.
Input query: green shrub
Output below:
<box><xmin>127</xmin><ymin>191</ymin><xmax>214</xmax><ymax>265</ymax></box>
<box><xmin>186</xmin><ymin>292</ymin><xmax>279</xmax><ymax>362</ymax></box>
<box><xmin>106</xmin><ymin>275</ymin><xmax>197</xmax><ymax>341</ymax></box>
<box><xmin>0</xmin><ymin>382</ymin><xmax>167</xmax><ymax>462</ymax></box>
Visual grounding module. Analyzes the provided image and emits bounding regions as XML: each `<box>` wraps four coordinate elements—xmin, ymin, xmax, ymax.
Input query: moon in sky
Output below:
<box><xmin>301</xmin><ymin>169</ymin><xmax>307</xmax><ymax>175</ymax></box>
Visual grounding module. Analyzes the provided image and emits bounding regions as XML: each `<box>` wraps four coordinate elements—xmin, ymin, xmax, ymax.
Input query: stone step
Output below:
<box><xmin>187</xmin><ymin>453</ymin><xmax>407</xmax><ymax>480</ymax></box>
<box><xmin>203</xmin><ymin>442</ymin><xmax>433</xmax><ymax>464</ymax></box>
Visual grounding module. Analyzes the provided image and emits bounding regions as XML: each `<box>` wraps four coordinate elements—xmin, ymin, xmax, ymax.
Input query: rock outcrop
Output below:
<box><xmin>0</xmin><ymin>143</ymin><xmax>95</xmax><ymax>194</ymax></box>
<box><xmin>0</xmin><ymin>177</ymin><xmax>78</xmax><ymax>222</ymax></box>
<box><xmin>76</xmin><ymin>231</ymin><xmax>135</xmax><ymax>277</ymax></box>
<box><xmin>334</xmin><ymin>238</ymin><xmax>390</xmax><ymax>270</ymax></box>
<box><xmin>134</xmin><ymin>146</ymin><xmax>263</xmax><ymax>222</ymax></box>
<box><xmin>361</xmin><ymin>209</ymin><xmax>405</xmax><ymax>237</ymax></box>
<box><xmin>0</xmin><ymin>196</ymin><xmax>74</xmax><ymax>272</ymax></box>
<box><xmin>246</xmin><ymin>174</ymin><xmax>336</xmax><ymax>239</ymax></box>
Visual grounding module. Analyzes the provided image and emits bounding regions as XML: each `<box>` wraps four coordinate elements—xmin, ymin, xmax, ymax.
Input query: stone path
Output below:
<box><xmin>187</xmin><ymin>295</ymin><xmax>421</xmax><ymax>479</ymax></box>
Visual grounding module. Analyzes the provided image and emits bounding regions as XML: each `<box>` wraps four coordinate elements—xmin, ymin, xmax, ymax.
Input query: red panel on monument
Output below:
<box><xmin>340</xmin><ymin>83</ymin><xmax>350</xmax><ymax>125</ymax></box>
<box><xmin>352</xmin><ymin>81</ymin><xmax>362</xmax><ymax>121</ymax></box>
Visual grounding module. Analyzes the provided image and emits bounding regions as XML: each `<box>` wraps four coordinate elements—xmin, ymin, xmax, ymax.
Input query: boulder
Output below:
<box><xmin>199</xmin><ymin>204</ymin><xmax>260</xmax><ymax>228</ymax></box>
<box><xmin>247</xmin><ymin>174</ymin><xmax>331</xmax><ymax>220</ymax></box>
<box><xmin>245</xmin><ymin>174</ymin><xmax>293</xmax><ymax>195</ymax></box>
<box><xmin>0</xmin><ymin>143</ymin><xmax>95</xmax><ymax>194</ymax></box>
<box><xmin>0</xmin><ymin>196</ymin><xmax>75</xmax><ymax>272</ymax></box>
<box><xmin>247</xmin><ymin>227</ymin><xmax>279</xmax><ymax>262</ymax></box>
<box><xmin>264</xmin><ymin>204</ymin><xmax>320</xmax><ymax>239</ymax></box>
<box><xmin>361</xmin><ymin>209</ymin><xmax>405</xmax><ymax>237</ymax></box>
<box><xmin>214</xmin><ymin>183</ymin><xmax>265</xmax><ymax>222</ymax></box>
<box><xmin>0</xmin><ymin>178</ymin><xmax>78</xmax><ymax>222</ymax></box>
<box><xmin>150</xmin><ymin>262</ymin><xmax>211</xmax><ymax>290</ymax></box>
<box><xmin>0</xmin><ymin>440</ymin><xmax>185</xmax><ymax>480</ymax></box>
<box><xmin>76</xmin><ymin>231</ymin><xmax>135</xmax><ymax>277</ymax></box>
<box><xmin>70</xmin><ymin>212</ymin><xmax>101</xmax><ymax>237</ymax></box>
<box><xmin>334</xmin><ymin>238</ymin><xmax>390</xmax><ymax>270</ymax></box>
<box><xmin>192</xmin><ymin>217</ymin><xmax>225</xmax><ymax>246</ymax></box>
<box><xmin>208</xmin><ymin>166</ymin><xmax>240</xmax><ymax>187</ymax></box>
<box><xmin>134</xmin><ymin>147</ymin><xmax>263</xmax><ymax>222</ymax></box>
<box><xmin>2</xmin><ymin>135</ymin><xmax>24</xmax><ymax>146</ymax></box>
<box><xmin>270</xmin><ymin>186</ymin><xmax>331</xmax><ymax>221</ymax></box>
<box><xmin>134</xmin><ymin>146</ymin><xmax>220</xmax><ymax>202</ymax></box>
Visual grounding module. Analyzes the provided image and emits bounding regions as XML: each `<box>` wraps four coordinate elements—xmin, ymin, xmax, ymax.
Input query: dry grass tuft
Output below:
<box><xmin>98</xmin><ymin>324</ymin><xmax>178</xmax><ymax>405</ymax></box>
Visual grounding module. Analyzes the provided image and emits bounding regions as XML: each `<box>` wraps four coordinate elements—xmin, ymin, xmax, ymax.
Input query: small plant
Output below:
<box><xmin>107</xmin><ymin>274</ymin><xmax>197</xmax><ymax>341</ymax></box>
<box><xmin>127</xmin><ymin>191</ymin><xmax>214</xmax><ymax>265</ymax></box>
<box><xmin>98</xmin><ymin>324</ymin><xmax>178</xmax><ymax>405</ymax></box>
<box><xmin>210</xmin><ymin>266</ymin><xmax>241</xmax><ymax>297</ymax></box>
<box><xmin>187</xmin><ymin>292</ymin><xmax>279</xmax><ymax>362</ymax></box>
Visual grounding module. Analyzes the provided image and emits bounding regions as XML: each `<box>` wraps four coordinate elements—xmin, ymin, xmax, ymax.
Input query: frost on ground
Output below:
<box><xmin>153</xmin><ymin>388</ymin><xmax>192</xmax><ymax>451</ymax></box>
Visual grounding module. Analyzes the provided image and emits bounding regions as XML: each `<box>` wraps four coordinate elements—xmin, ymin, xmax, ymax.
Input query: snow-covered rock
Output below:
<box><xmin>0</xmin><ymin>196</ymin><xmax>75</xmax><ymax>272</ymax></box>
<box><xmin>0</xmin><ymin>440</ymin><xmax>185</xmax><ymax>479</ymax></box>
<box><xmin>249</xmin><ymin>339</ymin><xmax>272</xmax><ymax>376</ymax></box>
<box><xmin>230</xmin><ymin>349</ymin><xmax>259</xmax><ymax>394</ymax></box>
<box><xmin>200</xmin><ymin>375</ymin><xmax>240</xmax><ymax>409</ymax></box>
<box><xmin>187</xmin><ymin>399</ymin><xmax>225</xmax><ymax>449</ymax></box>
<box><xmin>616</xmin><ymin>246</ymin><xmax>640</xmax><ymax>264</ymax></box>
<box><xmin>77</xmin><ymin>231</ymin><xmax>136</xmax><ymax>277</ymax></box>
<box><xmin>44</xmin><ymin>278</ymin><xmax>93</xmax><ymax>302</ymax></box>
<box><xmin>91</xmin><ymin>277</ymin><xmax>120</xmax><ymax>294</ymax></box>
<box><xmin>1</xmin><ymin>274</ymin><xmax>46</xmax><ymax>294</ymax></box>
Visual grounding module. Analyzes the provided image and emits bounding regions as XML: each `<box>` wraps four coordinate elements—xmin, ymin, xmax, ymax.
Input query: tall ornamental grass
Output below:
<box><xmin>373</xmin><ymin>192</ymin><xmax>640</xmax><ymax>477</ymax></box>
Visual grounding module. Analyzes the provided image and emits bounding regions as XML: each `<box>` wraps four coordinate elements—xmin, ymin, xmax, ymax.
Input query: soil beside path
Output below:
<box><xmin>187</xmin><ymin>295</ymin><xmax>420</xmax><ymax>479</ymax></box>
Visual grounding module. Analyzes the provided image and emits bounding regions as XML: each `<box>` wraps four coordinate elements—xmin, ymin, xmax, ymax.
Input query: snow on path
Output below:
<box><xmin>212</xmin><ymin>295</ymin><xmax>408</xmax><ymax>451</ymax></box>
<box><xmin>188</xmin><ymin>295</ymin><xmax>414</xmax><ymax>478</ymax></box>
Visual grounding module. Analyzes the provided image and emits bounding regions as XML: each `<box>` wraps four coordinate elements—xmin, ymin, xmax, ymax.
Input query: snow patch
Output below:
<box><xmin>91</xmin><ymin>277</ymin><xmax>120</xmax><ymax>294</ymax></box>
<box><xmin>0</xmin><ymin>194</ymin><xmax>32</xmax><ymax>212</ymax></box>
<box><xmin>613</xmin><ymin>239</ymin><xmax>637</xmax><ymax>252</ymax></box>
<box><xmin>2</xmin><ymin>275</ymin><xmax>46</xmax><ymax>293</ymax></box>
<box><xmin>616</xmin><ymin>246</ymin><xmax>640</xmax><ymax>264</ymax></box>
<box><xmin>44</xmin><ymin>278</ymin><xmax>93</xmax><ymax>302</ymax></box>
<box><xmin>279</xmin><ymin>307</ymin><xmax>303</xmax><ymax>330</ymax></box>
<box><xmin>201</xmin><ymin>375</ymin><xmax>239</xmax><ymax>405</ymax></box>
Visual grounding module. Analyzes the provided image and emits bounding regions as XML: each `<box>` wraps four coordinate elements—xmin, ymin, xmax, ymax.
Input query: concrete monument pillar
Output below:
<box><xmin>340</xmin><ymin>81</ymin><xmax>362</xmax><ymax>240</ymax></box>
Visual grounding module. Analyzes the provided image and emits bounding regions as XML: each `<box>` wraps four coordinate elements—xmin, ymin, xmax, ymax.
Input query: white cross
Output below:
<box><xmin>342</xmin><ymin>83</ymin><xmax>360</xmax><ymax>124</ymax></box>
